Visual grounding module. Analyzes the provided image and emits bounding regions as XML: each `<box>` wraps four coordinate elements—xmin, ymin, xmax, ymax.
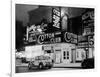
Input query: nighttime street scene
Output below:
<box><xmin>15</xmin><ymin>4</ymin><xmax>94</xmax><ymax>73</ymax></box>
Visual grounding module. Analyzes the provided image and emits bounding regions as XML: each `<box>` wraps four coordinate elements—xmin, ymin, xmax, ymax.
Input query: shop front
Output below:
<box><xmin>42</xmin><ymin>43</ymin><xmax>76</xmax><ymax>64</ymax></box>
<box><xmin>26</xmin><ymin>24</ymin><xmax>78</xmax><ymax>64</ymax></box>
<box><xmin>39</xmin><ymin>31</ymin><xmax>78</xmax><ymax>64</ymax></box>
<box><xmin>81</xmin><ymin>9</ymin><xmax>94</xmax><ymax>59</ymax></box>
<box><xmin>61</xmin><ymin>43</ymin><xmax>75</xmax><ymax>64</ymax></box>
<box><xmin>77</xmin><ymin>34</ymin><xmax>94</xmax><ymax>62</ymax></box>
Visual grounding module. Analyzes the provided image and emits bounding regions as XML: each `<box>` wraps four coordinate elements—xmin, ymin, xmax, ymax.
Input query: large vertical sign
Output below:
<box><xmin>82</xmin><ymin>10</ymin><xmax>94</xmax><ymax>35</ymax></box>
<box><xmin>52</xmin><ymin>7</ymin><xmax>61</xmax><ymax>30</ymax></box>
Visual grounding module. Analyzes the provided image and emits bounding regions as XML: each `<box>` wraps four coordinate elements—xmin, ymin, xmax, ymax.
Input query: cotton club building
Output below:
<box><xmin>24</xmin><ymin>7</ymin><xmax>86</xmax><ymax>64</ymax></box>
<box><xmin>24</xmin><ymin>30</ymin><xmax>85</xmax><ymax>64</ymax></box>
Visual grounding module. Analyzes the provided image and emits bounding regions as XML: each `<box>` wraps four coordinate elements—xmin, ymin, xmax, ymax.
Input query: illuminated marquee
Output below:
<box><xmin>28</xmin><ymin>31</ymin><xmax>78</xmax><ymax>44</ymax></box>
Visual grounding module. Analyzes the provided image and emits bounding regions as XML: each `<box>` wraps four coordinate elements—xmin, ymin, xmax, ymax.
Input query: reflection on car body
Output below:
<box><xmin>81</xmin><ymin>58</ymin><xmax>94</xmax><ymax>69</ymax></box>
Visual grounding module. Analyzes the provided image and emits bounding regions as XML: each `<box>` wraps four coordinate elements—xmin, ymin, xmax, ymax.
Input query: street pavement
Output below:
<box><xmin>16</xmin><ymin>66</ymin><xmax>82</xmax><ymax>73</ymax></box>
<box><xmin>16</xmin><ymin>59</ymin><xmax>82</xmax><ymax>73</ymax></box>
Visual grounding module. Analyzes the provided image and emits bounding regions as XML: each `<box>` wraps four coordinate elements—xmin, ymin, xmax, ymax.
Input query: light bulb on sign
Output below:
<box><xmin>37</xmin><ymin>28</ymin><xmax>42</xmax><ymax>32</ymax></box>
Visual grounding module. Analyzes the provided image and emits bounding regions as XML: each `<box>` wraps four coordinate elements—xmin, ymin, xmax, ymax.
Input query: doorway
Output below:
<box><xmin>55</xmin><ymin>50</ymin><xmax>61</xmax><ymax>63</ymax></box>
<box><xmin>63</xmin><ymin>51</ymin><xmax>70</xmax><ymax>63</ymax></box>
<box><xmin>71</xmin><ymin>49</ymin><xmax>76</xmax><ymax>63</ymax></box>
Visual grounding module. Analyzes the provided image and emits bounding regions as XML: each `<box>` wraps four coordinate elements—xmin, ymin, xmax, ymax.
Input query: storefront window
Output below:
<box><xmin>46</xmin><ymin>50</ymin><xmax>51</xmax><ymax>53</ymax></box>
<box><xmin>35</xmin><ymin>56</ymin><xmax>39</xmax><ymax>60</ymax></box>
<box><xmin>77</xmin><ymin>51</ymin><xmax>79</xmax><ymax>58</ymax></box>
<box><xmin>63</xmin><ymin>51</ymin><xmax>66</xmax><ymax>59</ymax></box>
<box><xmin>44</xmin><ymin>50</ymin><xmax>52</xmax><ymax>55</ymax></box>
<box><xmin>67</xmin><ymin>51</ymin><xmax>69</xmax><ymax>59</ymax></box>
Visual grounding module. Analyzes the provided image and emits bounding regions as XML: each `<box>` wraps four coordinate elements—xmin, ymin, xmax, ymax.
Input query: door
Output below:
<box><xmin>55</xmin><ymin>50</ymin><xmax>61</xmax><ymax>63</ymax></box>
<box><xmin>71</xmin><ymin>49</ymin><xmax>76</xmax><ymax>63</ymax></box>
<box><xmin>63</xmin><ymin>51</ymin><xmax>70</xmax><ymax>63</ymax></box>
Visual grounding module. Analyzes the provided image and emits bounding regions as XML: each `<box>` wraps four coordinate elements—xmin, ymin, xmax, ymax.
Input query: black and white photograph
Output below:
<box><xmin>15</xmin><ymin>4</ymin><xmax>94</xmax><ymax>73</ymax></box>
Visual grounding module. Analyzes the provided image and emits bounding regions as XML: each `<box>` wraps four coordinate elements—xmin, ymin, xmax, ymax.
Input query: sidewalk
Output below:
<box><xmin>16</xmin><ymin>63</ymin><xmax>28</xmax><ymax>67</ymax></box>
<box><xmin>54</xmin><ymin>63</ymin><xmax>81</xmax><ymax>68</ymax></box>
<box><xmin>16</xmin><ymin>63</ymin><xmax>81</xmax><ymax>68</ymax></box>
<box><xmin>16</xmin><ymin>58</ymin><xmax>81</xmax><ymax>68</ymax></box>
<box><xmin>16</xmin><ymin>59</ymin><xmax>28</xmax><ymax>67</ymax></box>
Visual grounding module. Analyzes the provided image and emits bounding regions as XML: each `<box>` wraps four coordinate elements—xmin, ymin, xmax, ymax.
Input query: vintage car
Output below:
<box><xmin>81</xmin><ymin>58</ymin><xmax>94</xmax><ymax>69</ymax></box>
<box><xmin>28</xmin><ymin>55</ymin><xmax>54</xmax><ymax>69</ymax></box>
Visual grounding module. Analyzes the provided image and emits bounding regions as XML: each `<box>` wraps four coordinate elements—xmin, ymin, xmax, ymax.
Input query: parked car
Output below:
<box><xmin>28</xmin><ymin>55</ymin><xmax>54</xmax><ymax>69</ymax></box>
<box><xmin>81</xmin><ymin>58</ymin><xmax>94</xmax><ymax>69</ymax></box>
<box><xmin>21</xmin><ymin>57</ymin><xmax>27</xmax><ymax>63</ymax></box>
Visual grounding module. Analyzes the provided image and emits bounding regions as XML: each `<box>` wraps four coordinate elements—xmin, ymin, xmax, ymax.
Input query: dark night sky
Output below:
<box><xmin>15</xmin><ymin>4</ymin><xmax>93</xmax><ymax>49</ymax></box>
<box><xmin>16</xmin><ymin>4</ymin><xmax>87</xmax><ymax>26</ymax></box>
<box><xmin>16</xmin><ymin>4</ymin><xmax>38</xmax><ymax>26</ymax></box>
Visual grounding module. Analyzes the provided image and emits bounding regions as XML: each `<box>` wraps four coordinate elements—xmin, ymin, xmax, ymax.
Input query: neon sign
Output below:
<box><xmin>37</xmin><ymin>32</ymin><xmax>61</xmax><ymax>44</ymax></box>
<box><xmin>52</xmin><ymin>8</ymin><xmax>61</xmax><ymax>29</ymax></box>
<box><xmin>64</xmin><ymin>32</ymin><xmax>77</xmax><ymax>44</ymax></box>
<box><xmin>82</xmin><ymin>11</ymin><xmax>94</xmax><ymax>21</ymax></box>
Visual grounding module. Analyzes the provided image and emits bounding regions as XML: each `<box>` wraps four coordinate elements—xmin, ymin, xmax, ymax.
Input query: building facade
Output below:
<box><xmin>23</xmin><ymin>6</ymin><xmax>94</xmax><ymax>65</ymax></box>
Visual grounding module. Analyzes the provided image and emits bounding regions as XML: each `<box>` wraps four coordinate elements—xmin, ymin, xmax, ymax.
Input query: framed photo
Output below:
<box><xmin>11</xmin><ymin>0</ymin><xmax>95</xmax><ymax>77</ymax></box>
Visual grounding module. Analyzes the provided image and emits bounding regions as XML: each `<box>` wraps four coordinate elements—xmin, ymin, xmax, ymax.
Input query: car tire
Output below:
<box><xmin>82</xmin><ymin>63</ymin><xmax>87</xmax><ymax>69</ymax></box>
<box><xmin>39</xmin><ymin>63</ymin><xmax>43</xmax><ymax>69</ymax></box>
<box><xmin>22</xmin><ymin>58</ymin><xmax>26</xmax><ymax>63</ymax></box>
<box><xmin>48</xmin><ymin>66</ymin><xmax>52</xmax><ymax>69</ymax></box>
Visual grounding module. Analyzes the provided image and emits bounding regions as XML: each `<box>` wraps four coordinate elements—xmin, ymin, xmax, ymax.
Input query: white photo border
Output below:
<box><xmin>11</xmin><ymin>0</ymin><xmax>96</xmax><ymax>77</ymax></box>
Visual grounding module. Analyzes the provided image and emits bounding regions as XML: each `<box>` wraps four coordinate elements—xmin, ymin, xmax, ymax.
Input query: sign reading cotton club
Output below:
<box><xmin>37</xmin><ymin>32</ymin><xmax>62</xmax><ymax>44</ymax></box>
<box><xmin>28</xmin><ymin>31</ymin><xmax>77</xmax><ymax>44</ymax></box>
<box><xmin>64</xmin><ymin>32</ymin><xmax>77</xmax><ymax>44</ymax></box>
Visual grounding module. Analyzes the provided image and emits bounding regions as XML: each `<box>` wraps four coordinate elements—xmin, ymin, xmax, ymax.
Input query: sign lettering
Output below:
<box><xmin>52</xmin><ymin>8</ymin><xmax>61</xmax><ymax>29</ymax></box>
<box><xmin>82</xmin><ymin>11</ymin><xmax>94</xmax><ymax>20</ymax></box>
<box><xmin>37</xmin><ymin>32</ymin><xmax>61</xmax><ymax>44</ymax></box>
<box><xmin>64</xmin><ymin>32</ymin><xmax>77</xmax><ymax>44</ymax></box>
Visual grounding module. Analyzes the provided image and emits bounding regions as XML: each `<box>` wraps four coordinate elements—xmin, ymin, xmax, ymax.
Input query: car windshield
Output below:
<box><xmin>38</xmin><ymin>56</ymin><xmax>43</xmax><ymax>60</ymax></box>
<box><xmin>35</xmin><ymin>56</ymin><xmax>50</xmax><ymax>60</ymax></box>
<box><xmin>45</xmin><ymin>56</ymin><xmax>50</xmax><ymax>60</ymax></box>
<box><xmin>35</xmin><ymin>56</ymin><xmax>39</xmax><ymax>60</ymax></box>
